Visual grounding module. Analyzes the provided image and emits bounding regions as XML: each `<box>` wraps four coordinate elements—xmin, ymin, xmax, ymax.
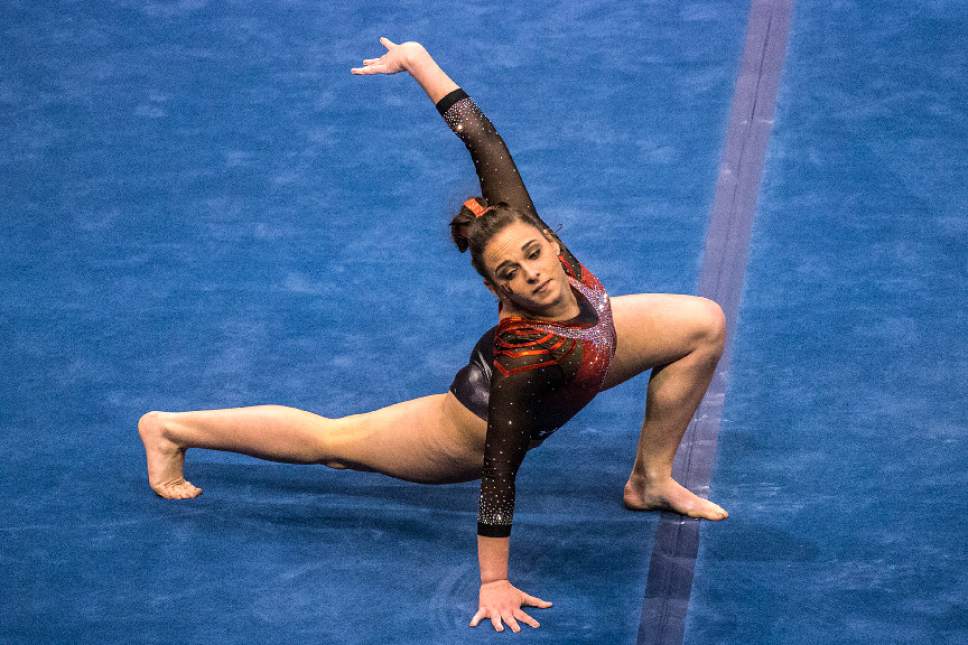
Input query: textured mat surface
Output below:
<box><xmin>0</xmin><ymin>1</ymin><xmax>748</xmax><ymax>643</ymax></box>
<box><xmin>686</xmin><ymin>2</ymin><xmax>968</xmax><ymax>643</ymax></box>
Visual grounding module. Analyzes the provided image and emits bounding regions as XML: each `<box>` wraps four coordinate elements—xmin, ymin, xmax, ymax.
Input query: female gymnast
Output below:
<box><xmin>137</xmin><ymin>37</ymin><xmax>729</xmax><ymax>634</ymax></box>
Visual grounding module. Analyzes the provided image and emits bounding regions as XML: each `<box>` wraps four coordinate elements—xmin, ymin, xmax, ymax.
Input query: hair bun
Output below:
<box><xmin>449</xmin><ymin>196</ymin><xmax>488</xmax><ymax>253</ymax></box>
<box><xmin>449</xmin><ymin>219</ymin><xmax>471</xmax><ymax>253</ymax></box>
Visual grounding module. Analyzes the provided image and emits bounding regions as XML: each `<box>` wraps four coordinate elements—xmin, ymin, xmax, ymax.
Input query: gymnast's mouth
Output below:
<box><xmin>533</xmin><ymin>279</ymin><xmax>552</xmax><ymax>295</ymax></box>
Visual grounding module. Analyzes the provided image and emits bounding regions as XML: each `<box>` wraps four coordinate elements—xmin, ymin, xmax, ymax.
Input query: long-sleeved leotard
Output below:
<box><xmin>436</xmin><ymin>88</ymin><xmax>617</xmax><ymax>538</ymax></box>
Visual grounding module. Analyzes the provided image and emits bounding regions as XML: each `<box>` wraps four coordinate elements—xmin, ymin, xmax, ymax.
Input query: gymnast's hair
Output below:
<box><xmin>449</xmin><ymin>196</ymin><xmax>552</xmax><ymax>283</ymax></box>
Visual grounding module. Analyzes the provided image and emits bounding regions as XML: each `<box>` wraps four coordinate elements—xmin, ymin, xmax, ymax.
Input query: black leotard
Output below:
<box><xmin>437</xmin><ymin>88</ymin><xmax>618</xmax><ymax>538</ymax></box>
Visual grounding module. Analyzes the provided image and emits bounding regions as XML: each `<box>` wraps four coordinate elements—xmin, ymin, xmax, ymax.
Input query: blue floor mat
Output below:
<box><xmin>686</xmin><ymin>3</ymin><xmax>968</xmax><ymax>643</ymax></box>
<box><xmin>0</xmin><ymin>2</ymin><xmax>748</xmax><ymax>643</ymax></box>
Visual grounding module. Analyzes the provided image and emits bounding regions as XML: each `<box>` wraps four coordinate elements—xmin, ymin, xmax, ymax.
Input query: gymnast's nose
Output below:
<box><xmin>522</xmin><ymin>263</ymin><xmax>541</xmax><ymax>283</ymax></box>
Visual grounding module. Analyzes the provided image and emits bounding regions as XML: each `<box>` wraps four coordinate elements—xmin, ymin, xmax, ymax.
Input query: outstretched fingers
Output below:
<box><xmin>469</xmin><ymin>609</ymin><xmax>506</xmax><ymax>633</ymax></box>
<box><xmin>523</xmin><ymin>593</ymin><xmax>553</xmax><ymax>609</ymax></box>
<box><xmin>469</xmin><ymin>607</ymin><xmax>544</xmax><ymax>632</ymax></box>
<box><xmin>350</xmin><ymin>36</ymin><xmax>409</xmax><ymax>76</ymax></box>
<box><xmin>470</xmin><ymin>609</ymin><xmax>518</xmax><ymax>633</ymax></box>
<box><xmin>503</xmin><ymin>614</ymin><xmax>522</xmax><ymax>633</ymax></box>
<box><xmin>350</xmin><ymin>63</ymin><xmax>387</xmax><ymax>75</ymax></box>
<box><xmin>514</xmin><ymin>609</ymin><xmax>540</xmax><ymax>629</ymax></box>
<box><xmin>469</xmin><ymin>608</ymin><xmax>484</xmax><ymax>627</ymax></box>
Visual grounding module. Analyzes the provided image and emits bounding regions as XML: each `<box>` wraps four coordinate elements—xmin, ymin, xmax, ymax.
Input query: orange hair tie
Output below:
<box><xmin>463</xmin><ymin>198</ymin><xmax>493</xmax><ymax>218</ymax></box>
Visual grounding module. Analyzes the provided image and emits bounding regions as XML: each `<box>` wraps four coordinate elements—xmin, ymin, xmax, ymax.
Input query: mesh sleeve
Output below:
<box><xmin>476</xmin><ymin>328</ymin><xmax>567</xmax><ymax>537</ymax></box>
<box><xmin>435</xmin><ymin>87</ymin><xmax>585</xmax><ymax>281</ymax></box>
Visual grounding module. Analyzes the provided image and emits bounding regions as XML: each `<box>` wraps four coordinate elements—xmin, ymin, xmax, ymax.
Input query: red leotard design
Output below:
<box><xmin>437</xmin><ymin>88</ymin><xmax>618</xmax><ymax>537</ymax></box>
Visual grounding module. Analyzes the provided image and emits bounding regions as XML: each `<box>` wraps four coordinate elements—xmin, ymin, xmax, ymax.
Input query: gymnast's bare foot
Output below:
<box><xmin>137</xmin><ymin>411</ymin><xmax>203</xmax><ymax>499</ymax></box>
<box><xmin>623</xmin><ymin>473</ymin><xmax>727</xmax><ymax>520</ymax></box>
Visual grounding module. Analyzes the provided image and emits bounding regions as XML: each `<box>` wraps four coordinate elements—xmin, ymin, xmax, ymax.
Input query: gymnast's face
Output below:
<box><xmin>481</xmin><ymin>220</ymin><xmax>569</xmax><ymax>315</ymax></box>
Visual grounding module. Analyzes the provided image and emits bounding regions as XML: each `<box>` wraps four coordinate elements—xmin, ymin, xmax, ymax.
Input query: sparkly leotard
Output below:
<box><xmin>437</xmin><ymin>88</ymin><xmax>618</xmax><ymax>538</ymax></box>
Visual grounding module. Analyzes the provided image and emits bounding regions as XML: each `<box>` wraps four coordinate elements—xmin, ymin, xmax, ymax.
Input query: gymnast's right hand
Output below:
<box><xmin>350</xmin><ymin>36</ymin><xmax>423</xmax><ymax>76</ymax></box>
<box><xmin>469</xmin><ymin>579</ymin><xmax>552</xmax><ymax>633</ymax></box>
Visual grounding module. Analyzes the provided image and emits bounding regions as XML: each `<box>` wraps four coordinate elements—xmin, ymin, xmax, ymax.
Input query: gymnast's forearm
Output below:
<box><xmin>404</xmin><ymin>44</ymin><xmax>460</xmax><ymax>105</ymax></box>
<box><xmin>419</xmin><ymin>57</ymin><xmax>546</xmax><ymax>228</ymax></box>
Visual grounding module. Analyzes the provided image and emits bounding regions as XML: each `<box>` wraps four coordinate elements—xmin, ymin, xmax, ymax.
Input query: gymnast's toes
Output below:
<box><xmin>153</xmin><ymin>479</ymin><xmax>203</xmax><ymax>499</ymax></box>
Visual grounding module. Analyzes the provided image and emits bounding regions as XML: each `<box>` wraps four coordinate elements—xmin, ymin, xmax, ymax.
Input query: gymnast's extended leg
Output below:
<box><xmin>601</xmin><ymin>293</ymin><xmax>729</xmax><ymax>520</ymax></box>
<box><xmin>136</xmin><ymin>391</ymin><xmax>487</xmax><ymax>499</ymax></box>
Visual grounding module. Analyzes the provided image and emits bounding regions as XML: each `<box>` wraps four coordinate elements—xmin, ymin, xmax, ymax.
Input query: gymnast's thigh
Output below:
<box><xmin>329</xmin><ymin>392</ymin><xmax>486</xmax><ymax>485</ymax></box>
<box><xmin>601</xmin><ymin>293</ymin><xmax>726</xmax><ymax>391</ymax></box>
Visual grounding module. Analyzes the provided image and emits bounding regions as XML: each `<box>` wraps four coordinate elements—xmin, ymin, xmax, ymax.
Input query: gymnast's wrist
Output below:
<box><xmin>402</xmin><ymin>42</ymin><xmax>430</xmax><ymax>72</ymax></box>
<box><xmin>480</xmin><ymin>577</ymin><xmax>509</xmax><ymax>586</ymax></box>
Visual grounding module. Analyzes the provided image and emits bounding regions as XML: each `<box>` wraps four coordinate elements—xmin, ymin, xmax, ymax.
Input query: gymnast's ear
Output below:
<box><xmin>482</xmin><ymin>278</ymin><xmax>498</xmax><ymax>297</ymax></box>
<box><xmin>544</xmin><ymin>228</ymin><xmax>560</xmax><ymax>254</ymax></box>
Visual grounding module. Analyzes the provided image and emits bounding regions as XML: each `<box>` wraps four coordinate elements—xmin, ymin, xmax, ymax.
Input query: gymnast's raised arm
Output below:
<box><xmin>352</xmin><ymin>37</ymin><xmax>547</xmax><ymax>227</ymax></box>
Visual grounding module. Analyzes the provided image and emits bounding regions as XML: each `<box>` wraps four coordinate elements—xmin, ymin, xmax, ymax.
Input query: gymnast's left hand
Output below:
<box><xmin>469</xmin><ymin>579</ymin><xmax>552</xmax><ymax>633</ymax></box>
<box><xmin>350</xmin><ymin>36</ymin><xmax>424</xmax><ymax>76</ymax></box>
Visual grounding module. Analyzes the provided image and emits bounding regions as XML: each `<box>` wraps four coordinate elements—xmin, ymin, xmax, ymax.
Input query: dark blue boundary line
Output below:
<box><xmin>636</xmin><ymin>1</ymin><xmax>794</xmax><ymax>643</ymax></box>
